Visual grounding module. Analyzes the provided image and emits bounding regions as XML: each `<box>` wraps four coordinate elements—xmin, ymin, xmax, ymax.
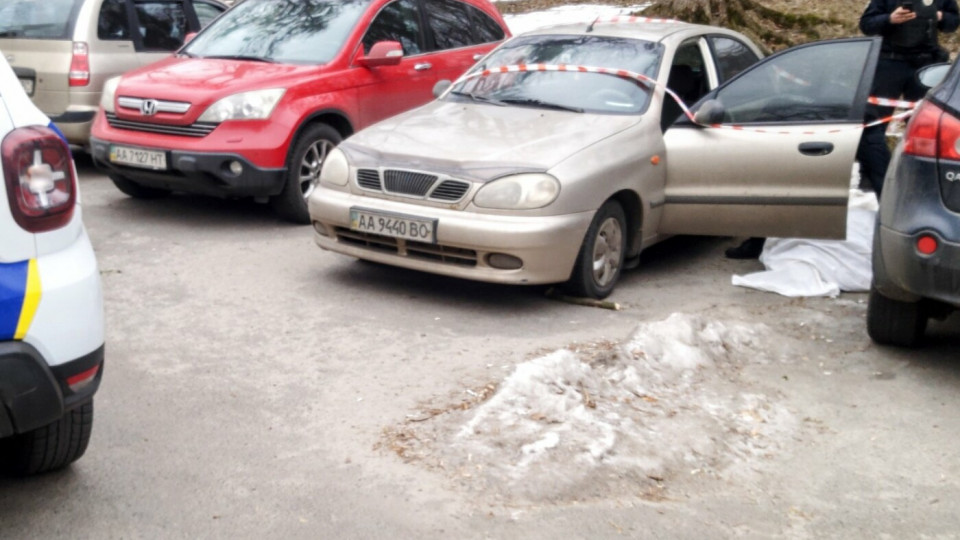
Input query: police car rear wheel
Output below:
<box><xmin>0</xmin><ymin>401</ymin><xmax>94</xmax><ymax>477</ymax></box>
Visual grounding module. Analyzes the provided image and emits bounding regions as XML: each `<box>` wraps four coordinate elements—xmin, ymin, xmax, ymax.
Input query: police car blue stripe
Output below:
<box><xmin>0</xmin><ymin>261</ymin><xmax>29</xmax><ymax>340</ymax></box>
<box><xmin>47</xmin><ymin>121</ymin><xmax>68</xmax><ymax>144</ymax></box>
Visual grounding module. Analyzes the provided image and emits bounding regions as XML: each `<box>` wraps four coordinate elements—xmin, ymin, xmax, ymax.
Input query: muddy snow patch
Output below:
<box><xmin>382</xmin><ymin>313</ymin><xmax>797</xmax><ymax>503</ymax></box>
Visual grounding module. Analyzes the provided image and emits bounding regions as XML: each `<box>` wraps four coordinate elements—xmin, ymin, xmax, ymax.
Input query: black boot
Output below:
<box><xmin>725</xmin><ymin>237</ymin><xmax>765</xmax><ymax>259</ymax></box>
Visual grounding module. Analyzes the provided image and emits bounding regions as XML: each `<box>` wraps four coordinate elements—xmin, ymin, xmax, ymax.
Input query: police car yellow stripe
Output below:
<box><xmin>14</xmin><ymin>259</ymin><xmax>41</xmax><ymax>340</ymax></box>
<box><xmin>0</xmin><ymin>260</ymin><xmax>41</xmax><ymax>340</ymax></box>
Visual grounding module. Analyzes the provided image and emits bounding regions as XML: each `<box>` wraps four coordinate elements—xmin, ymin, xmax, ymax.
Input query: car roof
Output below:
<box><xmin>519</xmin><ymin>20</ymin><xmax>751</xmax><ymax>46</ymax></box>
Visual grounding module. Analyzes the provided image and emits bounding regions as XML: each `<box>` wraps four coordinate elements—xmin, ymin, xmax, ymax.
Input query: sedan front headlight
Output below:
<box><xmin>319</xmin><ymin>147</ymin><xmax>350</xmax><ymax>187</ymax></box>
<box><xmin>473</xmin><ymin>173</ymin><xmax>560</xmax><ymax>209</ymax></box>
<box><xmin>197</xmin><ymin>88</ymin><xmax>285</xmax><ymax>123</ymax></box>
<box><xmin>100</xmin><ymin>76</ymin><xmax>121</xmax><ymax>113</ymax></box>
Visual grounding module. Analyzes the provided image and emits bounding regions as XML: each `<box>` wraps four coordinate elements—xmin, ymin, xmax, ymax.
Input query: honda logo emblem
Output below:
<box><xmin>140</xmin><ymin>99</ymin><xmax>158</xmax><ymax>116</ymax></box>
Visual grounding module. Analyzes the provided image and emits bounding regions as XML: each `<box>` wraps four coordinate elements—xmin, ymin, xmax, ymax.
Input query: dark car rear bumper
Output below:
<box><xmin>89</xmin><ymin>136</ymin><xmax>286</xmax><ymax>198</ymax></box>
<box><xmin>876</xmin><ymin>226</ymin><xmax>960</xmax><ymax>306</ymax></box>
<box><xmin>875</xmin><ymin>153</ymin><xmax>960</xmax><ymax>308</ymax></box>
<box><xmin>0</xmin><ymin>342</ymin><xmax>104</xmax><ymax>438</ymax></box>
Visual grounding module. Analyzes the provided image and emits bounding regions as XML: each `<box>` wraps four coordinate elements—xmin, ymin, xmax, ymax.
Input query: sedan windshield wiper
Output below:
<box><xmin>449</xmin><ymin>90</ymin><xmax>507</xmax><ymax>106</ymax></box>
<box><xmin>202</xmin><ymin>55</ymin><xmax>275</xmax><ymax>63</ymax></box>
<box><xmin>498</xmin><ymin>98</ymin><xmax>584</xmax><ymax>113</ymax></box>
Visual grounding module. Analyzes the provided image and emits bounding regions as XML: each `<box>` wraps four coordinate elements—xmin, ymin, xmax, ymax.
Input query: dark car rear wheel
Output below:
<box><xmin>565</xmin><ymin>200</ymin><xmax>626</xmax><ymax>300</ymax></box>
<box><xmin>867</xmin><ymin>285</ymin><xmax>928</xmax><ymax>347</ymax></box>
<box><xmin>110</xmin><ymin>174</ymin><xmax>171</xmax><ymax>199</ymax></box>
<box><xmin>0</xmin><ymin>401</ymin><xmax>94</xmax><ymax>477</ymax></box>
<box><xmin>270</xmin><ymin>123</ymin><xmax>342</xmax><ymax>224</ymax></box>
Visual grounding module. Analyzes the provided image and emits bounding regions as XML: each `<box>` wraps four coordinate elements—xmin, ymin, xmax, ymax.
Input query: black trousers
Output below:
<box><xmin>856</xmin><ymin>57</ymin><xmax>932</xmax><ymax>198</ymax></box>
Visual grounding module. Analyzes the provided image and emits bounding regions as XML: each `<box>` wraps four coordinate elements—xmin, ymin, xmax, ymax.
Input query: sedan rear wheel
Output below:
<box><xmin>866</xmin><ymin>285</ymin><xmax>928</xmax><ymax>347</ymax></box>
<box><xmin>565</xmin><ymin>200</ymin><xmax>626</xmax><ymax>299</ymax></box>
<box><xmin>270</xmin><ymin>123</ymin><xmax>342</xmax><ymax>224</ymax></box>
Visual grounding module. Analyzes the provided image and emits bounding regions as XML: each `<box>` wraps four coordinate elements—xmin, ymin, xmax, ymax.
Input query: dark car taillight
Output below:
<box><xmin>902</xmin><ymin>100</ymin><xmax>943</xmax><ymax>158</ymax></box>
<box><xmin>2</xmin><ymin>126</ymin><xmax>77</xmax><ymax>233</ymax></box>
<box><xmin>69</xmin><ymin>42</ymin><xmax>90</xmax><ymax>87</ymax></box>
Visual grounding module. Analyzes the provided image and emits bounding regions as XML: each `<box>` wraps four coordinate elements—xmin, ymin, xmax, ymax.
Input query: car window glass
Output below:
<box><xmin>134</xmin><ymin>1</ymin><xmax>189</xmax><ymax>50</ymax></box>
<box><xmin>98</xmin><ymin>0</ymin><xmax>130</xmax><ymax>40</ymax></box>
<box><xmin>454</xmin><ymin>35</ymin><xmax>663</xmax><ymax>115</ymax></box>
<box><xmin>471</xmin><ymin>4</ymin><xmax>504</xmax><ymax>43</ymax></box>
<box><xmin>184</xmin><ymin>0</ymin><xmax>371</xmax><ymax>64</ymax></box>
<box><xmin>193</xmin><ymin>2</ymin><xmax>224</xmax><ymax>27</ymax></box>
<box><xmin>715</xmin><ymin>40</ymin><xmax>871</xmax><ymax>124</ymax></box>
<box><xmin>425</xmin><ymin>0</ymin><xmax>473</xmax><ymax>50</ymax></box>
<box><xmin>709</xmin><ymin>36</ymin><xmax>759</xmax><ymax>83</ymax></box>
<box><xmin>0</xmin><ymin>0</ymin><xmax>82</xmax><ymax>39</ymax></box>
<box><xmin>363</xmin><ymin>0</ymin><xmax>422</xmax><ymax>55</ymax></box>
<box><xmin>662</xmin><ymin>40</ymin><xmax>708</xmax><ymax>129</ymax></box>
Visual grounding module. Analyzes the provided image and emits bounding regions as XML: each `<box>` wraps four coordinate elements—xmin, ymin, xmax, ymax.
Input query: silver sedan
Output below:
<box><xmin>310</xmin><ymin>20</ymin><xmax>882</xmax><ymax>298</ymax></box>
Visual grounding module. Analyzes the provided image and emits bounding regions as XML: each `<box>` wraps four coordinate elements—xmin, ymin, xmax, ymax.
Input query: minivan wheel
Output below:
<box><xmin>0</xmin><ymin>401</ymin><xmax>94</xmax><ymax>477</ymax></box>
<box><xmin>109</xmin><ymin>174</ymin><xmax>171</xmax><ymax>199</ymax></box>
<box><xmin>866</xmin><ymin>285</ymin><xmax>928</xmax><ymax>347</ymax></box>
<box><xmin>565</xmin><ymin>200</ymin><xmax>627</xmax><ymax>300</ymax></box>
<box><xmin>271</xmin><ymin>123</ymin><xmax>342</xmax><ymax>224</ymax></box>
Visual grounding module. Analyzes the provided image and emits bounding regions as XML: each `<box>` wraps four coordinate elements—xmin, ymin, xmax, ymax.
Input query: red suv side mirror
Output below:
<box><xmin>360</xmin><ymin>41</ymin><xmax>403</xmax><ymax>68</ymax></box>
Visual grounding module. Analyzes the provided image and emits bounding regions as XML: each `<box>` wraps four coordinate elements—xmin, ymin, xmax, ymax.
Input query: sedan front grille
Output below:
<box><xmin>355</xmin><ymin>169</ymin><xmax>471</xmax><ymax>202</ymax></box>
<box><xmin>430</xmin><ymin>180</ymin><xmax>470</xmax><ymax>201</ymax></box>
<box><xmin>357</xmin><ymin>169</ymin><xmax>382</xmax><ymax>190</ymax></box>
<box><xmin>105</xmin><ymin>112</ymin><xmax>218</xmax><ymax>138</ymax></box>
<box><xmin>384</xmin><ymin>170</ymin><xmax>437</xmax><ymax>196</ymax></box>
<box><xmin>334</xmin><ymin>228</ymin><xmax>477</xmax><ymax>267</ymax></box>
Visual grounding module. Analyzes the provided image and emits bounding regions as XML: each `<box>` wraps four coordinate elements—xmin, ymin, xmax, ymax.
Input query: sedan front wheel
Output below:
<box><xmin>565</xmin><ymin>200</ymin><xmax>627</xmax><ymax>299</ymax></box>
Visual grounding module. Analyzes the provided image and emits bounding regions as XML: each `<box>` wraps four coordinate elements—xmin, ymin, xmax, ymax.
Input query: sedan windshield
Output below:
<box><xmin>450</xmin><ymin>34</ymin><xmax>663</xmax><ymax>115</ymax></box>
<box><xmin>184</xmin><ymin>0</ymin><xmax>371</xmax><ymax>64</ymax></box>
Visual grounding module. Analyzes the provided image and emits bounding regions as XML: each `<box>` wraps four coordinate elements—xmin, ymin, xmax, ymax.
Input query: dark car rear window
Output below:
<box><xmin>0</xmin><ymin>0</ymin><xmax>84</xmax><ymax>39</ymax></box>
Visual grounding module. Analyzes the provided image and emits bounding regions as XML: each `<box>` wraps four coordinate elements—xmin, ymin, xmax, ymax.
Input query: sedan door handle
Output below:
<box><xmin>798</xmin><ymin>142</ymin><xmax>834</xmax><ymax>156</ymax></box>
<box><xmin>414</xmin><ymin>62</ymin><xmax>432</xmax><ymax>71</ymax></box>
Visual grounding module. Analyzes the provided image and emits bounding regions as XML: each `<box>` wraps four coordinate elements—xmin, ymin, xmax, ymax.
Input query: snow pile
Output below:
<box><xmin>503</xmin><ymin>4</ymin><xmax>650</xmax><ymax>35</ymax></box>
<box><xmin>430</xmin><ymin>314</ymin><xmax>794</xmax><ymax>502</ymax></box>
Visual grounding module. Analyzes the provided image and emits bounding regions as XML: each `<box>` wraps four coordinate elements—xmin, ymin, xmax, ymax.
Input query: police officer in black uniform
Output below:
<box><xmin>858</xmin><ymin>0</ymin><xmax>960</xmax><ymax>197</ymax></box>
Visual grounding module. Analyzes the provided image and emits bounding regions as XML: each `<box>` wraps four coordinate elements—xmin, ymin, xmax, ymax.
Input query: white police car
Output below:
<box><xmin>0</xmin><ymin>54</ymin><xmax>104</xmax><ymax>476</ymax></box>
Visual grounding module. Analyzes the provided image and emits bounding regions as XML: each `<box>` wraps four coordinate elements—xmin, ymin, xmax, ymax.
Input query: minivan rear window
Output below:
<box><xmin>0</xmin><ymin>0</ymin><xmax>83</xmax><ymax>40</ymax></box>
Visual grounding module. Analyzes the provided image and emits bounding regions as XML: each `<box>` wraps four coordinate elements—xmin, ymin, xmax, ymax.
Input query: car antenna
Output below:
<box><xmin>586</xmin><ymin>16</ymin><xmax>599</xmax><ymax>32</ymax></box>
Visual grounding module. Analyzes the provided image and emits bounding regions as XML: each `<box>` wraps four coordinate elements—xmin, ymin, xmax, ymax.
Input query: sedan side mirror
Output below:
<box><xmin>360</xmin><ymin>41</ymin><xmax>403</xmax><ymax>68</ymax></box>
<box><xmin>433</xmin><ymin>80</ymin><xmax>452</xmax><ymax>98</ymax></box>
<box><xmin>917</xmin><ymin>62</ymin><xmax>951</xmax><ymax>89</ymax></box>
<box><xmin>693</xmin><ymin>99</ymin><xmax>725</xmax><ymax>125</ymax></box>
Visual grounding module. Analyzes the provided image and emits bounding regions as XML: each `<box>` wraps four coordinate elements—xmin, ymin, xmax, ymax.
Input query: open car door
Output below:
<box><xmin>660</xmin><ymin>37</ymin><xmax>881</xmax><ymax>239</ymax></box>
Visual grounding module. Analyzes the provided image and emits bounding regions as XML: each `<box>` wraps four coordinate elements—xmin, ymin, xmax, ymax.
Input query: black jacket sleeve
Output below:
<box><xmin>861</xmin><ymin>0</ymin><xmax>895</xmax><ymax>36</ymax></box>
<box><xmin>939</xmin><ymin>0</ymin><xmax>960</xmax><ymax>33</ymax></box>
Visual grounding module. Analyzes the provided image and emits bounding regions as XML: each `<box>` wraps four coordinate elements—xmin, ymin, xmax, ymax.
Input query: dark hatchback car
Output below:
<box><xmin>868</xmin><ymin>62</ymin><xmax>960</xmax><ymax>346</ymax></box>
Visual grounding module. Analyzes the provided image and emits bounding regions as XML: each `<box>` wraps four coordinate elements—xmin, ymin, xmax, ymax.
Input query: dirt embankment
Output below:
<box><xmin>503</xmin><ymin>0</ymin><xmax>960</xmax><ymax>54</ymax></box>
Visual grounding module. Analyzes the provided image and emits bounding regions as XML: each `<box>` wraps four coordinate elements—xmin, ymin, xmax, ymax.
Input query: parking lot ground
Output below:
<box><xmin>1</xmin><ymin>157</ymin><xmax>958</xmax><ymax>538</ymax></box>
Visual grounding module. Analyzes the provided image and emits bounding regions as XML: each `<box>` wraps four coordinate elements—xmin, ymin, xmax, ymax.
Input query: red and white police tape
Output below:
<box><xmin>455</xmin><ymin>63</ymin><xmax>918</xmax><ymax>134</ymax></box>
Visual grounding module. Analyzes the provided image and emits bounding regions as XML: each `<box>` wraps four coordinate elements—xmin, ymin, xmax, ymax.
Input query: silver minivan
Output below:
<box><xmin>0</xmin><ymin>0</ymin><xmax>225</xmax><ymax>148</ymax></box>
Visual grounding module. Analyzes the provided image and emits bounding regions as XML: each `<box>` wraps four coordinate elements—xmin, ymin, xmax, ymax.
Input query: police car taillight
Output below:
<box><xmin>2</xmin><ymin>126</ymin><xmax>77</xmax><ymax>233</ymax></box>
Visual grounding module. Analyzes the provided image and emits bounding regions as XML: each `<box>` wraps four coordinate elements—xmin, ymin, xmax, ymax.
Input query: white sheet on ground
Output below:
<box><xmin>732</xmin><ymin>189</ymin><xmax>879</xmax><ymax>298</ymax></box>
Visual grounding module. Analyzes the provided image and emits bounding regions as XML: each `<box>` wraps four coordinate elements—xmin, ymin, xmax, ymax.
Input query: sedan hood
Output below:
<box><xmin>342</xmin><ymin>100</ymin><xmax>643</xmax><ymax>182</ymax></box>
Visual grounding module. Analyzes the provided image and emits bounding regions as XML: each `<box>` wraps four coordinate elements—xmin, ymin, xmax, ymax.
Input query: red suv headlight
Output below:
<box><xmin>2</xmin><ymin>126</ymin><xmax>77</xmax><ymax>233</ymax></box>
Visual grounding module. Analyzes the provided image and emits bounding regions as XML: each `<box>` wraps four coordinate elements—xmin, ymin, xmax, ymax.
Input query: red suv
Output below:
<box><xmin>89</xmin><ymin>0</ymin><xmax>509</xmax><ymax>222</ymax></box>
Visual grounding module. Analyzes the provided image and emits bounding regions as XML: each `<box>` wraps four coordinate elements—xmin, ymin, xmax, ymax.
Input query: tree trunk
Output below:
<box><xmin>643</xmin><ymin>0</ymin><xmax>848</xmax><ymax>53</ymax></box>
